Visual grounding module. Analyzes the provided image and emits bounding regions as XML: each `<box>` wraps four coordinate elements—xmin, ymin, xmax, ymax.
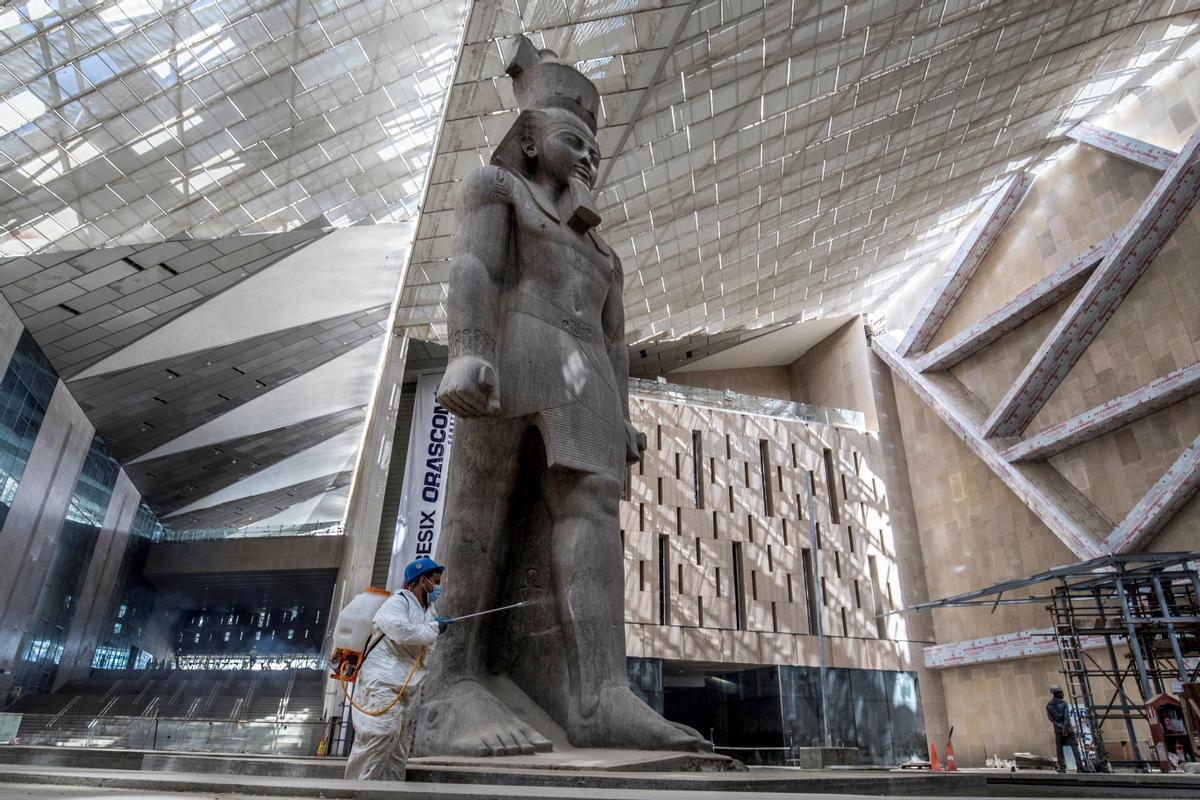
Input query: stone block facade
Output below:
<box><xmin>619</xmin><ymin>393</ymin><xmax>926</xmax><ymax>677</ymax></box>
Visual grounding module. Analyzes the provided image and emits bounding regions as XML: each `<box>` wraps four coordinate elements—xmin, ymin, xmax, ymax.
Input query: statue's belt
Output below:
<box><xmin>507</xmin><ymin>293</ymin><xmax>596</xmax><ymax>342</ymax></box>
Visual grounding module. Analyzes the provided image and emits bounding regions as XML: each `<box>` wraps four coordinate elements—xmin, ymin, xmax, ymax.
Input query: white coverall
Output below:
<box><xmin>344</xmin><ymin>590</ymin><xmax>439</xmax><ymax>781</ymax></box>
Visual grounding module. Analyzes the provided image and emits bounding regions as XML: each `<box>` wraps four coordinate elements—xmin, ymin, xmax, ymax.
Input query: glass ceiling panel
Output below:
<box><xmin>397</xmin><ymin>0</ymin><xmax>1200</xmax><ymax>345</ymax></box>
<box><xmin>0</xmin><ymin>0</ymin><xmax>471</xmax><ymax>255</ymax></box>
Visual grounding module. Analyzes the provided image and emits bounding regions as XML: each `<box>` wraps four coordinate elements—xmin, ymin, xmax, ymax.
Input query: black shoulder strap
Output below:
<box><xmin>362</xmin><ymin>631</ymin><xmax>386</xmax><ymax>661</ymax></box>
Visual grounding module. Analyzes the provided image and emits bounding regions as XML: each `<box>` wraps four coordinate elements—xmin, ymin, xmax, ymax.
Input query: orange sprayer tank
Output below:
<box><xmin>329</xmin><ymin>586</ymin><xmax>390</xmax><ymax>682</ymax></box>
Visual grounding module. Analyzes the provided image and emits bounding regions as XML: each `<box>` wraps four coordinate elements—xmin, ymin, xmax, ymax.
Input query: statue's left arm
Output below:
<box><xmin>603</xmin><ymin>254</ymin><xmax>645</xmax><ymax>464</ymax></box>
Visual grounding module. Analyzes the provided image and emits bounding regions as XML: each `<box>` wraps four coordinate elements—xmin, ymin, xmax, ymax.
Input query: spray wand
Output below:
<box><xmin>442</xmin><ymin>599</ymin><xmax>530</xmax><ymax>624</ymax></box>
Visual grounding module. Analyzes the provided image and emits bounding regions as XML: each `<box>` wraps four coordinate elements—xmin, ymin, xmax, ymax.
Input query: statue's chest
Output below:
<box><xmin>511</xmin><ymin>203</ymin><xmax>613</xmax><ymax>291</ymax></box>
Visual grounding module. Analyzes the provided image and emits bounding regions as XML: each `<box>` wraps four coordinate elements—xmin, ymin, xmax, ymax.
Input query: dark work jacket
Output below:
<box><xmin>1047</xmin><ymin>696</ymin><xmax>1073</xmax><ymax>736</ymax></box>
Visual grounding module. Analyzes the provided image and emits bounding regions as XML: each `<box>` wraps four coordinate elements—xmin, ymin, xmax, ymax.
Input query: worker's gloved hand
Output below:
<box><xmin>436</xmin><ymin>615</ymin><xmax>451</xmax><ymax>635</ymax></box>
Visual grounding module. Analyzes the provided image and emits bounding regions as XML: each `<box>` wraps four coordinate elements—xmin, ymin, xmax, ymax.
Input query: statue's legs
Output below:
<box><xmin>414</xmin><ymin>416</ymin><xmax>552</xmax><ymax>757</ymax></box>
<box><xmin>541</xmin><ymin>468</ymin><xmax>709</xmax><ymax>751</ymax></box>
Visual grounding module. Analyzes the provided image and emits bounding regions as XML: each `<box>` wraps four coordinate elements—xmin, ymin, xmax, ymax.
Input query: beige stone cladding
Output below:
<box><xmin>922</xmin><ymin>142</ymin><xmax>1200</xmax><ymax>539</ymax></box>
<box><xmin>620</xmin><ymin>393</ymin><xmax>924</xmax><ymax>679</ymax></box>
<box><xmin>886</xmin><ymin>60</ymin><xmax>1200</xmax><ymax>765</ymax></box>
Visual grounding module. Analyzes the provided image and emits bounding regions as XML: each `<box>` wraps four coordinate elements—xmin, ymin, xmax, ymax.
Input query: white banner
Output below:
<box><xmin>387</xmin><ymin>372</ymin><xmax>455</xmax><ymax>590</ymax></box>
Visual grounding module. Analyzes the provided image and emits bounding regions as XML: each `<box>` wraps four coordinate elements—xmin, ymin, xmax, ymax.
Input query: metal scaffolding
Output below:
<box><xmin>899</xmin><ymin>553</ymin><xmax>1200</xmax><ymax>771</ymax></box>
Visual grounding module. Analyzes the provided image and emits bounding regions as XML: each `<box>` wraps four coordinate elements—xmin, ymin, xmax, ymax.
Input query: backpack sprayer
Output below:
<box><xmin>330</xmin><ymin>594</ymin><xmax>532</xmax><ymax>682</ymax></box>
<box><xmin>328</xmin><ymin>590</ymin><xmax>531</xmax><ymax>716</ymax></box>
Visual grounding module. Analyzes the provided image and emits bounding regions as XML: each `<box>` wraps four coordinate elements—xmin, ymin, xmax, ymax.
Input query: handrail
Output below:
<box><xmin>278</xmin><ymin>672</ymin><xmax>297</xmax><ymax>722</ymax></box>
<box><xmin>46</xmin><ymin>695</ymin><xmax>79</xmax><ymax>727</ymax></box>
<box><xmin>15</xmin><ymin>712</ymin><xmax>327</xmax><ymax>724</ymax></box>
<box><xmin>9</xmin><ymin>711</ymin><xmax>331</xmax><ymax>756</ymax></box>
<box><xmin>95</xmin><ymin>697</ymin><xmax>118</xmax><ymax>720</ymax></box>
<box><xmin>228</xmin><ymin>698</ymin><xmax>244</xmax><ymax>721</ymax></box>
<box><xmin>161</xmin><ymin>522</ymin><xmax>343</xmax><ymax>543</ymax></box>
<box><xmin>183</xmin><ymin>698</ymin><xmax>200</xmax><ymax>720</ymax></box>
<box><xmin>96</xmin><ymin>679</ymin><xmax>123</xmax><ymax>711</ymax></box>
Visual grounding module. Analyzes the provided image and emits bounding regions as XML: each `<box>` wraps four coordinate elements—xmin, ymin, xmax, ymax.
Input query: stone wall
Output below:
<box><xmin>882</xmin><ymin>48</ymin><xmax>1200</xmax><ymax>766</ymax></box>
<box><xmin>788</xmin><ymin>318</ymin><xmax>880</xmax><ymax>430</ymax></box>
<box><xmin>668</xmin><ymin>366</ymin><xmax>793</xmax><ymax>402</ymax></box>
<box><xmin>619</xmin><ymin>391</ymin><xmax>935</xmax><ymax>719</ymax></box>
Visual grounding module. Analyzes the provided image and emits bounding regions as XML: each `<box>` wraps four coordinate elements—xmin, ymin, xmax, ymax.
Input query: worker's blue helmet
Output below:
<box><xmin>403</xmin><ymin>556</ymin><xmax>444</xmax><ymax>587</ymax></box>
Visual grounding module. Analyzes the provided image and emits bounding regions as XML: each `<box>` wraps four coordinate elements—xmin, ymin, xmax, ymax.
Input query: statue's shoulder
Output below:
<box><xmin>459</xmin><ymin>165</ymin><xmax>517</xmax><ymax>207</ymax></box>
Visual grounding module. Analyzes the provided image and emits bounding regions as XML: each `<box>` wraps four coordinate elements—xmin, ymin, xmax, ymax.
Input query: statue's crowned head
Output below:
<box><xmin>492</xmin><ymin>35</ymin><xmax>601</xmax><ymax>185</ymax></box>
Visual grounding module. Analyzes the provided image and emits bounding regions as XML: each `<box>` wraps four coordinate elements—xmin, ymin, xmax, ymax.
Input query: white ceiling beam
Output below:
<box><xmin>1067</xmin><ymin>120</ymin><xmax>1178</xmax><ymax>171</ymax></box>
<box><xmin>898</xmin><ymin>173</ymin><xmax>1033</xmax><ymax>356</ymax></box>
<box><xmin>1106</xmin><ymin>433</ymin><xmax>1200</xmax><ymax>554</ymax></box>
<box><xmin>914</xmin><ymin>237</ymin><xmax>1115</xmax><ymax>373</ymax></box>
<box><xmin>873</xmin><ymin>335</ymin><xmax>1108</xmax><ymax>561</ymax></box>
<box><xmin>1003</xmin><ymin>361</ymin><xmax>1200</xmax><ymax>463</ymax></box>
<box><xmin>925</xmin><ymin>627</ymin><xmax>1107</xmax><ymax>669</ymax></box>
<box><xmin>984</xmin><ymin>126</ymin><xmax>1200</xmax><ymax>438</ymax></box>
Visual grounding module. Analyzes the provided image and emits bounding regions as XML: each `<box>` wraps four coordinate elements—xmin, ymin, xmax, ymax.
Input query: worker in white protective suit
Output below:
<box><xmin>344</xmin><ymin>556</ymin><xmax>448</xmax><ymax>781</ymax></box>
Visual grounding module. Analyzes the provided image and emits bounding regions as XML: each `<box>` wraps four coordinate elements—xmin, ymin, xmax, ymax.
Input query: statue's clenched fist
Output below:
<box><xmin>437</xmin><ymin>356</ymin><xmax>500</xmax><ymax>417</ymax></box>
<box><xmin>624</xmin><ymin>422</ymin><xmax>647</xmax><ymax>465</ymax></box>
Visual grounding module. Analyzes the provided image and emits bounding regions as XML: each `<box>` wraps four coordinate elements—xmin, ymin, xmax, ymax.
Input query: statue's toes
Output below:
<box><xmin>512</xmin><ymin>728</ymin><xmax>538</xmax><ymax>755</ymax></box>
<box><xmin>480</xmin><ymin>734</ymin><xmax>504</xmax><ymax>757</ymax></box>
<box><xmin>523</xmin><ymin>726</ymin><xmax>553</xmax><ymax>752</ymax></box>
<box><xmin>668</xmin><ymin>720</ymin><xmax>710</xmax><ymax>748</ymax></box>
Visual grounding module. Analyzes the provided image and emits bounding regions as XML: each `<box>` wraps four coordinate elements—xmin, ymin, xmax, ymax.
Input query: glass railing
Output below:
<box><xmin>160</xmin><ymin>522</ymin><xmax>343</xmax><ymax>543</ymax></box>
<box><xmin>629</xmin><ymin>377</ymin><xmax>866</xmax><ymax>430</ymax></box>
<box><xmin>3</xmin><ymin>713</ymin><xmax>331</xmax><ymax>756</ymax></box>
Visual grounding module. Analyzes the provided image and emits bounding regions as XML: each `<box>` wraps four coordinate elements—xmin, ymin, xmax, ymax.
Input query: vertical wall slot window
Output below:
<box><xmin>758</xmin><ymin>439</ymin><xmax>774</xmax><ymax>517</ymax></box>
<box><xmin>822</xmin><ymin>447</ymin><xmax>841</xmax><ymax>524</ymax></box>
<box><xmin>731</xmin><ymin>542</ymin><xmax>746</xmax><ymax>631</ymax></box>
<box><xmin>657</xmin><ymin>534</ymin><xmax>670</xmax><ymax>626</ymax></box>
<box><xmin>868</xmin><ymin>555</ymin><xmax>889</xmax><ymax>639</ymax></box>
<box><xmin>801</xmin><ymin>548</ymin><xmax>818</xmax><ymax>634</ymax></box>
<box><xmin>691</xmin><ymin>430</ymin><xmax>704</xmax><ymax>509</ymax></box>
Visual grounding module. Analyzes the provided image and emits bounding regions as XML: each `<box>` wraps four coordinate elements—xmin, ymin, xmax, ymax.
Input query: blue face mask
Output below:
<box><xmin>427</xmin><ymin>584</ymin><xmax>441</xmax><ymax>604</ymax></box>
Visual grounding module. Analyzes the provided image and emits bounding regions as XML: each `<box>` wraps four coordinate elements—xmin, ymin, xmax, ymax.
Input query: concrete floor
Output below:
<box><xmin>0</xmin><ymin>758</ymin><xmax>1197</xmax><ymax>800</ymax></box>
<box><xmin>0</xmin><ymin>785</ymin><xmax>1034</xmax><ymax>800</ymax></box>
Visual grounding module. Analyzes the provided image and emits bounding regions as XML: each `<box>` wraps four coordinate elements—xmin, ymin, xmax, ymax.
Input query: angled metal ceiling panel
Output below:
<box><xmin>66</xmin><ymin>304</ymin><xmax>388</xmax><ymax>462</ymax></box>
<box><xmin>166</xmin><ymin>470</ymin><xmax>354</xmax><ymax>530</ymax></box>
<box><xmin>0</xmin><ymin>229</ymin><xmax>326</xmax><ymax>376</ymax></box>
<box><xmin>126</xmin><ymin>406</ymin><xmax>365</xmax><ymax>518</ymax></box>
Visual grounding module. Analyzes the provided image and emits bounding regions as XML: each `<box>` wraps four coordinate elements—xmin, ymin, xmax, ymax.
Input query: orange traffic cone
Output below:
<box><xmin>945</xmin><ymin>739</ymin><xmax>957</xmax><ymax>772</ymax></box>
<box><xmin>929</xmin><ymin>740</ymin><xmax>942</xmax><ymax>772</ymax></box>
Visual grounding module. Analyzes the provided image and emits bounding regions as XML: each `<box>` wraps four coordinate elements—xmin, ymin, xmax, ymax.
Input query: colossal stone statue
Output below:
<box><xmin>414</xmin><ymin>37</ymin><xmax>708</xmax><ymax>757</ymax></box>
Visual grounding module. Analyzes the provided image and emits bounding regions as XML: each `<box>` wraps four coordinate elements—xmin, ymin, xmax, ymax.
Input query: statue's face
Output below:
<box><xmin>533</xmin><ymin>121</ymin><xmax>600</xmax><ymax>189</ymax></box>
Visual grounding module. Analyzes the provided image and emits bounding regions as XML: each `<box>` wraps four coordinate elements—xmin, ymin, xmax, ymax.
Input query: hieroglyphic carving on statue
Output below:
<box><xmin>447</xmin><ymin>328</ymin><xmax>497</xmax><ymax>362</ymax></box>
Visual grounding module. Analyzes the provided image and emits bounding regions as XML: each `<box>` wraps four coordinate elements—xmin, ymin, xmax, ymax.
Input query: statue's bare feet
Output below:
<box><xmin>568</xmin><ymin>685</ymin><xmax>711</xmax><ymax>751</ymax></box>
<box><xmin>415</xmin><ymin>678</ymin><xmax>553</xmax><ymax>757</ymax></box>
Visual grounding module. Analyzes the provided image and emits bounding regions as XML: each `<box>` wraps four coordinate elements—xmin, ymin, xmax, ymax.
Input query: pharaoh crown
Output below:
<box><xmin>506</xmin><ymin>35</ymin><xmax>599</xmax><ymax>134</ymax></box>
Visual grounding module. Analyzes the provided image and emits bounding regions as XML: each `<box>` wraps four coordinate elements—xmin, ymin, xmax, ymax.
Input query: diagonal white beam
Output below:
<box><xmin>873</xmin><ymin>335</ymin><xmax>1107</xmax><ymax>561</ymax></box>
<box><xmin>915</xmin><ymin>237</ymin><xmax>1115</xmax><ymax>373</ymax></box>
<box><xmin>1106</xmin><ymin>433</ymin><xmax>1200</xmax><ymax>554</ymax></box>
<box><xmin>595</xmin><ymin>1</ymin><xmax>700</xmax><ymax>190</ymax></box>
<box><xmin>1068</xmin><ymin>120</ymin><xmax>1178</xmax><ymax>172</ymax></box>
<box><xmin>984</xmin><ymin>126</ymin><xmax>1200</xmax><ymax>438</ymax></box>
<box><xmin>1004</xmin><ymin>361</ymin><xmax>1200</xmax><ymax>463</ymax></box>
<box><xmin>899</xmin><ymin>173</ymin><xmax>1033</xmax><ymax>356</ymax></box>
<box><xmin>925</xmin><ymin>627</ymin><xmax>1109</xmax><ymax>669</ymax></box>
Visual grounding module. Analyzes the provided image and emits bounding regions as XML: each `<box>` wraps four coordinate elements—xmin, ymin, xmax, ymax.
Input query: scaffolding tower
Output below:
<box><xmin>900</xmin><ymin>553</ymin><xmax>1200</xmax><ymax>772</ymax></box>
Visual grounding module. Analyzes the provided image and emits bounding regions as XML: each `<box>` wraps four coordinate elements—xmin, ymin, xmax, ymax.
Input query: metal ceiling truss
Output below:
<box><xmin>875</xmin><ymin>132</ymin><xmax>1200</xmax><ymax>668</ymax></box>
<box><xmin>1067</xmin><ymin>121</ymin><xmax>1179</xmax><ymax>172</ymax></box>
<box><xmin>898</xmin><ymin>173</ymin><xmax>1033</xmax><ymax>357</ymax></box>
<box><xmin>984</xmin><ymin>125</ymin><xmax>1200</xmax><ymax>438</ymax></box>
